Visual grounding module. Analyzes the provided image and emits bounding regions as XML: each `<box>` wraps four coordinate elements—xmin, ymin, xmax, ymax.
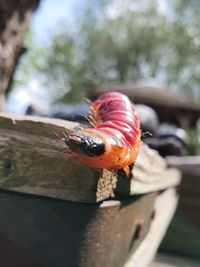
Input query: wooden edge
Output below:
<box><xmin>166</xmin><ymin>155</ymin><xmax>200</xmax><ymax>165</ymax></box>
<box><xmin>124</xmin><ymin>188</ymin><xmax>178</xmax><ymax>267</ymax></box>
<box><xmin>0</xmin><ymin>112</ymin><xmax>78</xmax><ymax>138</ymax></box>
<box><xmin>166</xmin><ymin>155</ymin><xmax>200</xmax><ymax>176</ymax></box>
<box><xmin>119</xmin><ymin>144</ymin><xmax>181</xmax><ymax>195</ymax></box>
<box><xmin>150</xmin><ymin>253</ymin><xmax>199</xmax><ymax>267</ymax></box>
<box><xmin>0</xmin><ymin>113</ymin><xmax>181</xmax><ymax>202</ymax></box>
<box><xmin>130</xmin><ymin>168</ymin><xmax>181</xmax><ymax>195</ymax></box>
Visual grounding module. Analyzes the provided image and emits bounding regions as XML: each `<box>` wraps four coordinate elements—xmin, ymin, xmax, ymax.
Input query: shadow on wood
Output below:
<box><xmin>0</xmin><ymin>190</ymin><xmax>155</xmax><ymax>267</ymax></box>
<box><xmin>0</xmin><ymin>113</ymin><xmax>181</xmax><ymax>266</ymax></box>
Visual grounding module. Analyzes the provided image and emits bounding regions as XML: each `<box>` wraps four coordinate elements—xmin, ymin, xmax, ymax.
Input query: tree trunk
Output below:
<box><xmin>0</xmin><ymin>0</ymin><xmax>41</xmax><ymax>111</ymax></box>
<box><xmin>0</xmin><ymin>93</ymin><xmax>5</xmax><ymax>111</ymax></box>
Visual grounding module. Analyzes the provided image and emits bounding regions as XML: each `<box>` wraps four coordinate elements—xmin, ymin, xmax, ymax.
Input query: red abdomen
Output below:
<box><xmin>92</xmin><ymin>92</ymin><xmax>140</xmax><ymax>148</ymax></box>
<box><xmin>66</xmin><ymin>91</ymin><xmax>141</xmax><ymax>175</ymax></box>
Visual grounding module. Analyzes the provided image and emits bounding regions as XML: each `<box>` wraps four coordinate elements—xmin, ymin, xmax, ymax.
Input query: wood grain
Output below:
<box><xmin>118</xmin><ymin>144</ymin><xmax>181</xmax><ymax>195</ymax></box>
<box><xmin>166</xmin><ymin>155</ymin><xmax>200</xmax><ymax>176</ymax></box>
<box><xmin>0</xmin><ymin>189</ymin><xmax>156</xmax><ymax>267</ymax></box>
<box><xmin>0</xmin><ymin>113</ymin><xmax>181</xmax><ymax>202</ymax></box>
<box><xmin>166</xmin><ymin>155</ymin><xmax>200</xmax><ymax>228</ymax></box>
<box><xmin>124</xmin><ymin>188</ymin><xmax>178</xmax><ymax>267</ymax></box>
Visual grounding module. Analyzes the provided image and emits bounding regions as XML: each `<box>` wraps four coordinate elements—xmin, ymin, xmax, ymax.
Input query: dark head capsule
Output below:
<box><xmin>65</xmin><ymin>132</ymin><xmax>105</xmax><ymax>157</ymax></box>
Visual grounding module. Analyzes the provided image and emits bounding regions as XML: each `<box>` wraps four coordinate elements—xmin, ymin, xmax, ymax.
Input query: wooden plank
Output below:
<box><xmin>91</xmin><ymin>83</ymin><xmax>200</xmax><ymax>111</ymax></box>
<box><xmin>118</xmin><ymin>144</ymin><xmax>181</xmax><ymax>195</ymax></box>
<box><xmin>160</xmin><ymin>211</ymin><xmax>200</xmax><ymax>258</ymax></box>
<box><xmin>166</xmin><ymin>155</ymin><xmax>200</xmax><ymax>227</ymax></box>
<box><xmin>124</xmin><ymin>188</ymin><xmax>178</xmax><ymax>267</ymax></box>
<box><xmin>0</xmin><ymin>113</ymin><xmax>114</xmax><ymax>202</ymax></box>
<box><xmin>150</xmin><ymin>253</ymin><xmax>200</xmax><ymax>267</ymax></box>
<box><xmin>159</xmin><ymin>155</ymin><xmax>200</xmax><ymax>257</ymax></box>
<box><xmin>0</xmin><ymin>113</ymin><xmax>180</xmax><ymax>202</ymax></box>
<box><xmin>0</xmin><ymin>189</ymin><xmax>156</xmax><ymax>267</ymax></box>
<box><xmin>166</xmin><ymin>155</ymin><xmax>200</xmax><ymax>175</ymax></box>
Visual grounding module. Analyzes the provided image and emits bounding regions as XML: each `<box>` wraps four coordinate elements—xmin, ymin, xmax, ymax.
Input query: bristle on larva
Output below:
<box><xmin>65</xmin><ymin>91</ymin><xmax>141</xmax><ymax>177</ymax></box>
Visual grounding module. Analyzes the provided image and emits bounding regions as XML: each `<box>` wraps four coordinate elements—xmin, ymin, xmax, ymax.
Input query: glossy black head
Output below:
<box><xmin>65</xmin><ymin>132</ymin><xmax>105</xmax><ymax>157</ymax></box>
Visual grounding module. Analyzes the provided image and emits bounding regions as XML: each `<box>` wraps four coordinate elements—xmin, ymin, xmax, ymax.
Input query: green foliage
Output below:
<box><xmin>165</xmin><ymin>0</ymin><xmax>200</xmax><ymax>99</ymax></box>
<box><xmin>187</xmin><ymin>120</ymin><xmax>200</xmax><ymax>155</ymax></box>
<box><xmin>10</xmin><ymin>0</ymin><xmax>200</xmax><ymax>154</ymax></box>
<box><xmin>12</xmin><ymin>0</ymin><xmax>200</xmax><ymax>105</ymax></box>
<box><xmin>38</xmin><ymin>0</ymin><xmax>200</xmax><ymax>103</ymax></box>
<box><xmin>14</xmin><ymin>30</ymin><xmax>45</xmax><ymax>88</ymax></box>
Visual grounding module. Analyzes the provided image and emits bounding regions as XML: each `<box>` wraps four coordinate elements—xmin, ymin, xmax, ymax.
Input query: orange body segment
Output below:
<box><xmin>65</xmin><ymin>92</ymin><xmax>141</xmax><ymax>175</ymax></box>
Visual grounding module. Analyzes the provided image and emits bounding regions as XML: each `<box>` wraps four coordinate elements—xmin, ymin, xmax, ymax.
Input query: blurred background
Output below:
<box><xmin>5</xmin><ymin>0</ymin><xmax>200</xmax><ymax>155</ymax></box>
<box><xmin>1</xmin><ymin>0</ymin><xmax>200</xmax><ymax>266</ymax></box>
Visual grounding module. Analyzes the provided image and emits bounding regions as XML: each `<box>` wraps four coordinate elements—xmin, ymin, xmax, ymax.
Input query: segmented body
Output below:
<box><xmin>65</xmin><ymin>92</ymin><xmax>141</xmax><ymax>175</ymax></box>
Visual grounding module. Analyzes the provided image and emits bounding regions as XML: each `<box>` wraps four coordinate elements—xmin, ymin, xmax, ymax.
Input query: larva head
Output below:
<box><xmin>65</xmin><ymin>132</ymin><xmax>105</xmax><ymax>157</ymax></box>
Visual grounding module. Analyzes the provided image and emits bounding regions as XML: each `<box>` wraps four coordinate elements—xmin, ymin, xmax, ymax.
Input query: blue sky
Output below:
<box><xmin>30</xmin><ymin>0</ymin><xmax>169</xmax><ymax>46</ymax></box>
<box><xmin>31</xmin><ymin>0</ymin><xmax>76</xmax><ymax>45</ymax></box>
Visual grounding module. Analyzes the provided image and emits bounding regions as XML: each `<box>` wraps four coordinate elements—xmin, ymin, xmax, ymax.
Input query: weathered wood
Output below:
<box><xmin>0</xmin><ymin>189</ymin><xmax>156</xmax><ymax>267</ymax></box>
<box><xmin>0</xmin><ymin>0</ymin><xmax>41</xmax><ymax>108</ymax></box>
<box><xmin>0</xmin><ymin>114</ymin><xmax>100</xmax><ymax>202</ymax></box>
<box><xmin>124</xmin><ymin>188</ymin><xmax>178</xmax><ymax>267</ymax></box>
<box><xmin>79</xmin><ymin>193</ymin><xmax>156</xmax><ymax>267</ymax></box>
<box><xmin>166</xmin><ymin>155</ymin><xmax>200</xmax><ymax>226</ymax></box>
<box><xmin>150</xmin><ymin>253</ymin><xmax>200</xmax><ymax>267</ymax></box>
<box><xmin>118</xmin><ymin>144</ymin><xmax>181</xmax><ymax>195</ymax></box>
<box><xmin>160</xmin><ymin>210</ymin><xmax>200</xmax><ymax>258</ymax></box>
<box><xmin>166</xmin><ymin>155</ymin><xmax>200</xmax><ymax>176</ymax></box>
<box><xmin>160</xmin><ymin>155</ymin><xmax>200</xmax><ymax>258</ymax></box>
<box><xmin>158</xmin><ymin>155</ymin><xmax>200</xmax><ymax>258</ymax></box>
<box><xmin>0</xmin><ymin>113</ymin><xmax>181</xmax><ymax>202</ymax></box>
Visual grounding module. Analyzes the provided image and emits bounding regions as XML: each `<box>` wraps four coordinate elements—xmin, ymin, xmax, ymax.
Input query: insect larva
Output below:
<box><xmin>65</xmin><ymin>91</ymin><xmax>141</xmax><ymax>176</ymax></box>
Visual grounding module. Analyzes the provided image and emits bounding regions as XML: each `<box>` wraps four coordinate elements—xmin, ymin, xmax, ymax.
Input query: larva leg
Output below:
<box><xmin>122</xmin><ymin>165</ymin><xmax>131</xmax><ymax>177</ymax></box>
<box><xmin>117</xmin><ymin>165</ymin><xmax>133</xmax><ymax>178</ymax></box>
